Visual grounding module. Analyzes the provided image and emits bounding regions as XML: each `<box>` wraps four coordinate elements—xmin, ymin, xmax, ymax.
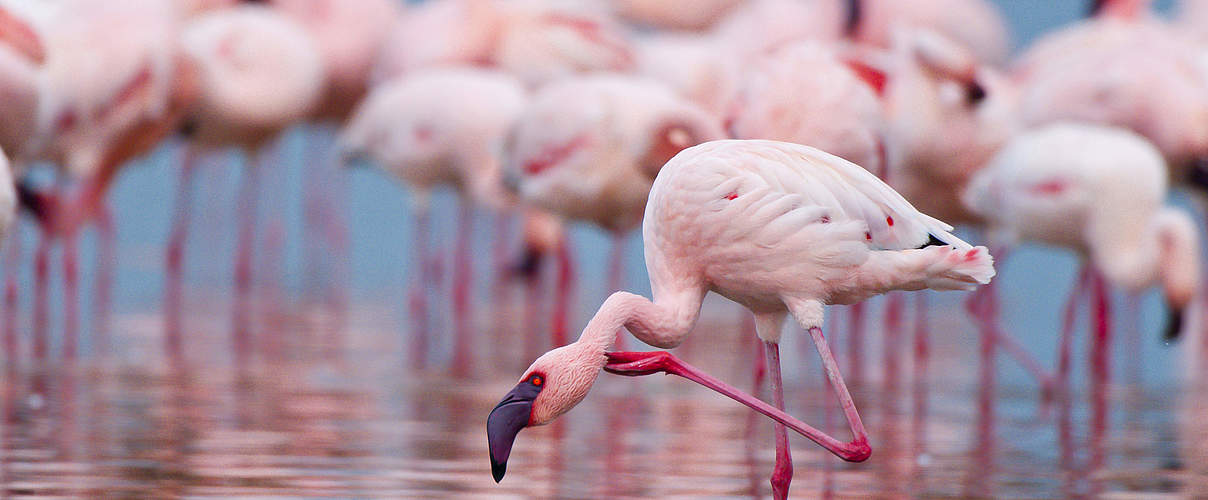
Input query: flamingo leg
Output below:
<box><xmin>164</xmin><ymin>147</ymin><xmax>198</xmax><ymax>349</ymax></box>
<box><xmin>233</xmin><ymin>160</ymin><xmax>260</xmax><ymax>297</ymax></box>
<box><xmin>32</xmin><ymin>228</ymin><xmax>50</xmax><ymax>361</ymax></box>
<box><xmin>408</xmin><ymin>205</ymin><xmax>432</xmax><ymax>369</ymax></box>
<box><xmin>745</xmin><ymin>315</ymin><xmax>764</xmax><ymax>441</ymax></box>
<box><xmin>967</xmin><ymin>280</ymin><xmax>1058</xmax><ymax>397</ymax></box>
<box><xmin>1057</xmin><ymin>265</ymin><xmax>1090</xmax><ymax>388</ymax></box>
<box><xmin>884</xmin><ymin>292</ymin><xmax>905</xmax><ymax>395</ymax></box>
<box><xmin>93</xmin><ymin>202</ymin><xmax>114</xmax><ymax>352</ymax></box>
<box><xmin>4</xmin><ymin>223</ymin><xmax>20</xmax><ymax>362</ymax></box>
<box><xmin>451</xmin><ymin>200</ymin><xmax>474</xmax><ymax>375</ymax></box>
<box><xmin>1090</xmin><ymin>269</ymin><xmax>1112</xmax><ymax>391</ymax></box>
<box><xmin>605</xmin><ymin>347</ymin><xmax>872</xmax><ymax>462</ymax></box>
<box><xmin>912</xmin><ymin>292</ymin><xmax>929</xmax><ymax>463</ymax></box>
<box><xmin>847</xmin><ymin>302</ymin><xmax>865</xmax><ymax>386</ymax></box>
<box><xmin>61</xmin><ymin>229</ymin><xmax>78</xmax><ymax>359</ymax></box>
<box><xmin>551</xmin><ymin>235</ymin><xmax>575</xmax><ymax>347</ymax></box>
<box><xmin>764</xmin><ymin>341</ymin><xmax>793</xmax><ymax>500</ymax></box>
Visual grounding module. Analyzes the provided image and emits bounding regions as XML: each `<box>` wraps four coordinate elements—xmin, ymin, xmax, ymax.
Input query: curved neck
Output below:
<box><xmin>574</xmin><ymin>289</ymin><xmax>703</xmax><ymax>356</ymax></box>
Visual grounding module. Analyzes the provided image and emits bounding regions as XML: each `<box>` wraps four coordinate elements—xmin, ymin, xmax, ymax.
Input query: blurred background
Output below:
<box><xmin>1</xmin><ymin>0</ymin><xmax>1207</xmax><ymax>498</ymax></box>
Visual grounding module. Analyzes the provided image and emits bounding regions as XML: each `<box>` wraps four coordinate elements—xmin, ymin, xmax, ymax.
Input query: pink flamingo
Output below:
<box><xmin>611</xmin><ymin>0</ymin><xmax>746</xmax><ymax>31</ymax></box>
<box><xmin>374</xmin><ymin>0</ymin><xmax>634</xmax><ymax>88</ymax></box>
<box><xmin>1013</xmin><ymin>0</ymin><xmax>1208</xmax><ymax>180</ymax></box>
<box><xmin>503</xmin><ymin>74</ymin><xmax>724</xmax><ymax>346</ymax></box>
<box><xmin>844</xmin><ymin>0</ymin><xmax>1011</xmax><ymax>66</ymax></box>
<box><xmin>711</xmin><ymin>0</ymin><xmax>847</xmax><ymax>59</ymax></box>
<box><xmin>167</xmin><ymin>5</ymin><xmax>324</xmax><ymax>349</ymax></box>
<box><xmin>264</xmin><ymin>0</ymin><xmax>402</xmax><ymax>310</ymax></box>
<box><xmin>633</xmin><ymin>33</ymin><xmax>743</xmax><ymax>119</ymax></box>
<box><xmin>487</xmin><ymin>139</ymin><xmax>996</xmax><ymax>499</ymax></box>
<box><xmin>963</xmin><ymin>124</ymin><xmax>1200</xmax><ymax>388</ymax></box>
<box><xmin>340</xmin><ymin>68</ymin><xmax>527</xmax><ymax>371</ymax></box>
<box><xmin>32</xmin><ymin>0</ymin><xmax>195</xmax><ymax>357</ymax></box>
<box><xmin>726</xmin><ymin>41</ymin><xmax>887</xmax><ymax>176</ymax></box>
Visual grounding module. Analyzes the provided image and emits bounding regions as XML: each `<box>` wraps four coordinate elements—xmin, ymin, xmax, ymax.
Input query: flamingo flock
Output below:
<box><xmin>0</xmin><ymin>0</ymin><xmax>1206</xmax><ymax>498</ymax></box>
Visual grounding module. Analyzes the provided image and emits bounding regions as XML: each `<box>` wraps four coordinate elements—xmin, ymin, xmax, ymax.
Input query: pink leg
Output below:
<box><xmin>1121</xmin><ymin>292</ymin><xmax>1142</xmax><ymax>385</ymax></box>
<box><xmin>4</xmin><ymin>223</ymin><xmax>20</xmax><ymax>362</ymax></box>
<box><xmin>551</xmin><ymin>235</ymin><xmax>575</xmax><ymax>347</ymax></box>
<box><xmin>1090</xmin><ymin>269</ymin><xmax>1112</xmax><ymax>391</ymax></box>
<box><xmin>491</xmin><ymin>212</ymin><xmax>515</xmax><ymax>283</ymax></box>
<box><xmin>164</xmin><ymin>148</ymin><xmax>198</xmax><ymax>350</ymax></box>
<box><xmin>745</xmin><ymin>315</ymin><xmax>765</xmax><ymax>441</ymax></box>
<box><xmin>607</xmin><ymin>234</ymin><xmax>627</xmax><ymax>350</ymax></box>
<box><xmin>884</xmin><ymin>293</ymin><xmax>905</xmax><ymax>397</ymax></box>
<box><xmin>61</xmin><ymin>230</ymin><xmax>78</xmax><ymax>359</ymax></box>
<box><xmin>1058</xmin><ymin>266</ymin><xmax>1090</xmax><ymax>389</ymax></box>
<box><xmin>764</xmin><ymin>341</ymin><xmax>793</xmax><ymax>500</ymax></box>
<box><xmin>32</xmin><ymin>229</ymin><xmax>50</xmax><ymax>361</ymax></box>
<box><xmin>93</xmin><ymin>202</ymin><xmax>114</xmax><ymax>353</ymax></box>
<box><xmin>848</xmin><ymin>302</ymin><xmax>866</xmax><ymax>386</ymax></box>
<box><xmin>912</xmin><ymin>293</ymin><xmax>929</xmax><ymax>461</ymax></box>
<box><xmin>451</xmin><ymin>201</ymin><xmax>474</xmax><ymax>376</ymax></box>
<box><xmin>522</xmin><ymin>267</ymin><xmax>543</xmax><ymax>361</ymax></box>
<box><xmin>408</xmin><ymin>207</ymin><xmax>432</xmax><ymax>369</ymax></box>
<box><xmin>234</xmin><ymin>163</ymin><xmax>260</xmax><ymax>296</ymax></box>
<box><xmin>604</xmin><ymin>339</ymin><xmax>871</xmax><ymax>462</ymax></box>
<box><xmin>967</xmin><ymin>281</ymin><xmax>1057</xmax><ymax>397</ymax></box>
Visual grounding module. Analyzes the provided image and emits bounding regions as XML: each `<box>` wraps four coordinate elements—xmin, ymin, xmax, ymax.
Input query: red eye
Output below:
<box><xmin>531</xmin><ymin>376</ymin><xmax>543</xmax><ymax>386</ymax></box>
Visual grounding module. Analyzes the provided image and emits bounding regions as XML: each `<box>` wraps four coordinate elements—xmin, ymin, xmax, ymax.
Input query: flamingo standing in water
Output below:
<box><xmin>487</xmin><ymin>139</ymin><xmax>996</xmax><ymax>499</ymax></box>
<box><xmin>963</xmin><ymin>123</ymin><xmax>1200</xmax><ymax>387</ymax></box>
<box><xmin>32</xmin><ymin>0</ymin><xmax>196</xmax><ymax>357</ymax></box>
<box><xmin>167</xmin><ymin>5</ymin><xmax>323</xmax><ymax>349</ymax></box>
<box><xmin>503</xmin><ymin>74</ymin><xmax>725</xmax><ymax>346</ymax></box>
<box><xmin>339</xmin><ymin>67</ymin><xmax>527</xmax><ymax>371</ymax></box>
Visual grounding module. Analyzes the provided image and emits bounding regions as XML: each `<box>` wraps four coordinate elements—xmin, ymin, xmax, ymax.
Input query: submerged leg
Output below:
<box><xmin>1058</xmin><ymin>265</ymin><xmax>1090</xmax><ymax>388</ymax></box>
<box><xmin>451</xmin><ymin>200</ymin><xmax>474</xmax><ymax>375</ymax></box>
<box><xmin>764</xmin><ymin>341</ymin><xmax>793</xmax><ymax>500</ymax></box>
<box><xmin>408</xmin><ymin>204</ymin><xmax>432</xmax><ymax>369</ymax></box>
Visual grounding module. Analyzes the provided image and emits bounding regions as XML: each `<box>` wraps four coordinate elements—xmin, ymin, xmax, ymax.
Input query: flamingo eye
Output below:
<box><xmin>530</xmin><ymin>375</ymin><xmax>543</xmax><ymax>386</ymax></box>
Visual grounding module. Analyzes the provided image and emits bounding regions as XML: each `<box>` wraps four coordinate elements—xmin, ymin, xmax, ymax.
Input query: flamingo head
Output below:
<box><xmin>487</xmin><ymin>342</ymin><xmax>604</xmax><ymax>482</ymax></box>
<box><xmin>1154</xmin><ymin>207</ymin><xmax>1200</xmax><ymax>342</ymax></box>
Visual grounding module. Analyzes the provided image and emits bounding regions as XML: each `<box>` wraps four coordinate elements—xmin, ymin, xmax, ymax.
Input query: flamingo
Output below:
<box><xmin>610</xmin><ymin>0</ymin><xmax>746</xmax><ymax>31</ymax></box>
<box><xmin>167</xmin><ymin>4</ymin><xmax>323</xmax><ymax>348</ymax></box>
<box><xmin>373</xmin><ymin>0</ymin><xmax>634</xmax><ymax>88</ymax></box>
<box><xmin>502</xmin><ymin>74</ymin><xmax>725</xmax><ymax>345</ymax></box>
<box><xmin>339</xmin><ymin>67</ymin><xmax>527</xmax><ymax>371</ymax></box>
<box><xmin>726</xmin><ymin>41</ymin><xmax>887</xmax><ymax>176</ymax></box>
<box><xmin>843</xmin><ymin>0</ymin><xmax>1010</xmax><ymax>66</ymax></box>
<box><xmin>633</xmin><ymin>33</ymin><xmax>743</xmax><ymax>119</ymax></box>
<box><xmin>963</xmin><ymin>123</ymin><xmax>1200</xmax><ymax>387</ymax></box>
<box><xmin>711</xmin><ymin>0</ymin><xmax>847</xmax><ymax>59</ymax></box>
<box><xmin>31</xmin><ymin>0</ymin><xmax>195</xmax><ymax>357</ymax></box>
<box><xmin>1013</xmin><ymin>0</ymin><xmax>1208</xmax><ymax>183</ymax></box>
<box><xmin>487</xmin><ymin>139</ymin><xmax>996</xmax><ymax>499</ymax></box>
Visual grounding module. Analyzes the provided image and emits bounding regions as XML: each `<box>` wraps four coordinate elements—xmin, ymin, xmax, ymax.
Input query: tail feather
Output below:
<box><xmin>850</xmin><ymin>245</ymin><xmax>996</xmax><ymax>301</ymax></box>
<box><xmin>922</xmin><ymin>245</ymin><xmax>996</xmax><ymax>290</ymax></box>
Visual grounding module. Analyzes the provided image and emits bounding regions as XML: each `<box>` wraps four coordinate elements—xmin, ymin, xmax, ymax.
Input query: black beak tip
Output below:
<box><xmin>1163</xmin><ymin>307</ymin><xmax>1185</xmax><ymax>344</ymax></box>
<box><xmin>491</xmin><ymin>458</ymin><xmax>507</xmax><ymax>483</ymax></box>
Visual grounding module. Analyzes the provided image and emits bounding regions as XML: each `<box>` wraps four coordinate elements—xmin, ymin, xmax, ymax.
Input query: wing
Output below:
<box><xmin>691</xmin><ymin>140</ymin><xmax>971</xmax><ymax>251</ymax></box>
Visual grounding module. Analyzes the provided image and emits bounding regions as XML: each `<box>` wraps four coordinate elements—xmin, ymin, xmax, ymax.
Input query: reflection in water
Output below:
<box><xmin>0</xmin><ymin>293</ymin><xmax>1198</xmax><ymax>498</ymax></box>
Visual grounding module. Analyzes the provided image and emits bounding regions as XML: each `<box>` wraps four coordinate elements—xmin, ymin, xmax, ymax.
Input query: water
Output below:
<box><xmin>5</xmin><ymin>0</ymin><xmax>1208</xmax><ymax>497</ymax></box>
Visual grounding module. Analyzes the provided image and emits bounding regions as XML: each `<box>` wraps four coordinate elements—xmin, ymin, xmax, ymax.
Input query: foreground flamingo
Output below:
<box><xmin>340</xmin><ymin>67</ymin><xmax>527</xmax><ymax>370</ymax></box>
<box><xmin>488</xmin><ymin>140</ymin><xmax>996</xmax><ymax>499</ymax></box>
<box><xmin>503</xmin><ymin>74</ymin><xmax>724</xmax><ymax>344</ymax></box>
<box><xmin>964</xmin><ymin>123</ymin><xmax>1200</xmax><ymax>387</ymax></box>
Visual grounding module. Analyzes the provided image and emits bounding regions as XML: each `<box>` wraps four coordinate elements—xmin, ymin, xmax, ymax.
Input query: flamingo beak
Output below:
<box><xmin>1163</xmin><ymin>302</ymin><xmax>1185</xmax><ymax>343</ymax></box>
<box><xmin>487</xmin><ymin>381</ymin><xmax>541</xmax><ymax>483</ymax></box>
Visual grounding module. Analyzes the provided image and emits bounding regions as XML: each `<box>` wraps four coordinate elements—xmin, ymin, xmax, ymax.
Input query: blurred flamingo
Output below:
<box><xmin>487</xmin><ymin>139</ymin><xmax>996</xmax><ymax>499</ymax></box>
<box><xmin>340</xmin><ymin>67</ymin><xmax>527</xmax><ymax>371</ymax></box>
<box><xmin>844</xmin><ymin>0</ymin><xmax>1010</xmax><ymax>65</ymax></box>
<box><xmin>374</xmin><ymin>0</ymin><xmax>634</xmax><ymax>87</ymax></box>
<box><xmin>610</xmin><ymin>0</ymin><xmax>746</xmax><ymax>31</ymax></box>
<box><xmin>633</xmin><ymin>33</ymin><xmax>743</xmax><ymax>119</ymax></box>
<box><xmin>32</xmin><ymin>0</ymin><xmax>195</xmax><ymax>357</ymax></box>
<box><xmin>964</xmin><ymin>123</ymin><xmax>1200</xmax><ymax>389</ymax></box>
<box><xmin>167</xmin><ymin>5</ymin><xmax>323</xmax><ymax>350</ymax></box>
<box><xmin>503</xmin><ymin>74</ymin><xmax>724</xmax><ymax>347</ymax></box>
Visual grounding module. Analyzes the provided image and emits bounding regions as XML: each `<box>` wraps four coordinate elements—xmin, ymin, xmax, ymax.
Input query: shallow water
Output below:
<box><xmin>1</xmin><ymin>282</ymin><xmax>1206</xmax><ymax>499</ymax></box>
